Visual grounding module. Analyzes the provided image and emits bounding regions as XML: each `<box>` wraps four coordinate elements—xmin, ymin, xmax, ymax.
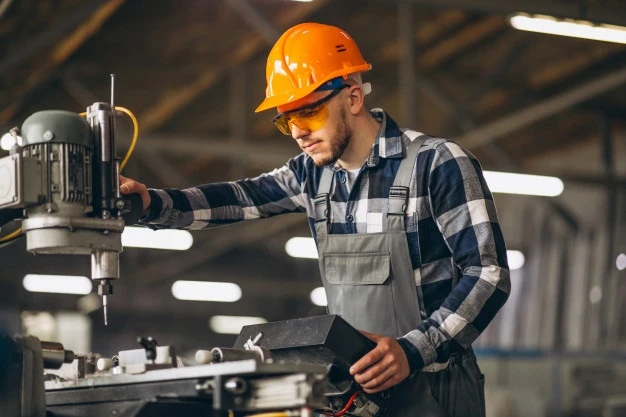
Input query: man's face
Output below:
<box><xmin>276</xmin><ymin>88</ymin><xmax>352</xmax><ymax>167</ymax></box>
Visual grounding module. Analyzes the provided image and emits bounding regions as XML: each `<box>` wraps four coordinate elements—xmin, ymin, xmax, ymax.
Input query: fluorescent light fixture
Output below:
<box><xmin>507</xmin><ymin>250</ymin><xmax>525</xmax><ymax>270</ymax></box>
<box><xmin>287</xmin><ymin>237</ymin><xmax>528</xmax><ymax>272</ymax></box>
<box><xmin>23</xmin><ymin>274</ymin><xmax>92</xmax><ymax>295</ymax></box>
<box><xmin>291</xmin><ymin>0</ymin><xmax>314</xmax><ymax>2</ymax></box>
<box><xmin>509</xmin><ymin>13</ymin><xmax>626</xmax><ymax>44</ymax></box>
<box><xmin>483</xmin><ymin>171</ymin><xmax>564</xmax><ymax>197</ymax></box>
<box><xmin>209</xmin><ymin>315</ymin><xmax>267</xmax><ymax>334</ymax></box>
<box><xmin>171</xmin><ymin>280</ymin><xmax>242</xmax><ymax>302</ymax></box>
<box><xmin>617</xmin><ymin>253</ymin><xmax>626</xmax><ymax>271</ymax></box>
<box><xmin>285</xmin><ymin>237</ymin><xmax>318</xmax><ymax>259</ymax></box>
<box><xmin>310</xmin><ymin>287</ymin><xmax>327</xmax><ymax>306</ymax></box>
<box><xmin>122</xmin><ymin>226</ymin><xmax>193</xmax><ymax>250</ymax></box>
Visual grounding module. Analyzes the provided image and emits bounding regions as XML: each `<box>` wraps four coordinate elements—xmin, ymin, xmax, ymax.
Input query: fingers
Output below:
<box><xmin>350</xmin><ymin>344</ymin><xmax>384</xmax><ymax>376</ymax></box>
<box><xmin>350</xmin><ymin>336</ymin><xmax>411</xmax><ymax>394</ymax></box>
<box><xmin>359</xmin><ymin>330</ymin><xmax>382</xmax><ymax>342</ymax></box>
<box><xmin>119</xmin><ymin>175</ymin><xmax>151</xmax><ymax>211</ymax></box>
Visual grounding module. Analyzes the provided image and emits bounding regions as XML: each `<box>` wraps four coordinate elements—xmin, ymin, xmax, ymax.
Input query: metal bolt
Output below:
<box><xmin>224</xmin><ymin>377</ymin><xmax>247</xmax><ymax>395</ymax></box>
<box><xmin>43</xmin><ymin>131</ymin><xmax>54</xmax><ymax>141</ymax></box>
<box><xmin>115</xmin><ymin>200</ymin><xmax>125</xmax><ymax>209</ymax></box>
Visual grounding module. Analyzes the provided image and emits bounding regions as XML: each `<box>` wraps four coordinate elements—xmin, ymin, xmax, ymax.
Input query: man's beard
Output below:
<box><xmin>313</xmin><ymin>108</ymin><xmax>352</xmax><ymax>167</ymax></box>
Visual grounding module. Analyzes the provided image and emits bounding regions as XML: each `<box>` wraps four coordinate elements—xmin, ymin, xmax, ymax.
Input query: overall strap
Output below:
<box><xmin>313</xmin><ymin>167</ymin><xmax>334</xmax><ymax>238</ymax></box>
<box><xmin>387</xmin><ymin>135</ymin><xmax>429</xmax><ymax>229</ymax></box>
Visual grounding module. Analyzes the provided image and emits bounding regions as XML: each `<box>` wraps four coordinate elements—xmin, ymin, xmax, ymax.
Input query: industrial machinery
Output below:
<box><xmin>1</xmin><ymin>333</ymin><xmax>329</xmax><ymax>417</ymax></box>
<box><xmin>0</xmin><ymin>315</ymin><xmax>386</xmax><ymax>417</ymax></box>
<box><xmin>0</xmin><ymin>76</ymin><xmax>142</xmax><ymax>325</ymax></box>
<box><xmin>0</xmin><ymin>82</ymin><xmax>387</xmax><ymax>417</ymax></box>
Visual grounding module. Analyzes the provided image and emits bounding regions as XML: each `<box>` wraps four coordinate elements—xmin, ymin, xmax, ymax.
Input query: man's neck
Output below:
<box><xmin>338</xmin><ymin>113</ymin><xmax>381</xmax><ymax>170</ymax></box>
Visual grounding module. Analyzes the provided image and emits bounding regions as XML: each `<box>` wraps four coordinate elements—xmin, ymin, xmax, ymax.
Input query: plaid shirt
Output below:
<box><xmin>144</xmin><ymin>109</ymin><xmax>510</xmax><ymax>372</ymax></box>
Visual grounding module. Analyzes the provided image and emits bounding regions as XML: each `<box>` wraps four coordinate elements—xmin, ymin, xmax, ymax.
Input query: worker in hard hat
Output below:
<box><xmin>121</xmin><ymin>22</ymin><xmax>509</xmax><ymax>417</ymax></box>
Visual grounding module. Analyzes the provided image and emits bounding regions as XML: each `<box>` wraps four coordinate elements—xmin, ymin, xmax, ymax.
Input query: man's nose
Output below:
<box><xmin>290</xmin><ymin>123</ymin><xmax>310</xmax><ymax>140</ymax></box>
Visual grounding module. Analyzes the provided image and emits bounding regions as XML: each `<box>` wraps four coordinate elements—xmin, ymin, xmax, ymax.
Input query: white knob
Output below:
<box><xmin>195</xmin><ymin>349</ymin><xmax>213</xmax><ymax>364</ymax></box>
<box><xmin>96</xmin><ymin>357</ymin><xmax>114</xmax><ymax>371</ymax></box>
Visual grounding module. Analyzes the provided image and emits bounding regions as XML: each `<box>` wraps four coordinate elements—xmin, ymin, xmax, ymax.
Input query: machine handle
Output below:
<box><xmin>120</xmin><ymin>193</ymin><xmax>144</xmax><ymax>226</ymax></box>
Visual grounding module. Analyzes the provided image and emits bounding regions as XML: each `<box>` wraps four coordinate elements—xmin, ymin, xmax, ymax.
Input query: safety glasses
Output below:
<box><xmin>272</xmin><ymin>84</ymin><xmax>349</xmax><ymax>135</ymax></box>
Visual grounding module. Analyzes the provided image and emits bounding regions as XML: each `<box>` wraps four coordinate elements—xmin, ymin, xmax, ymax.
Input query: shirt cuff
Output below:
<box><xmin>397</xmin><ymin>337</ymin><xmax>425</xmax><ymax>375</ymax></box>
<box><xmin>140</xmin><ymin>189</ymin><xmax>163</xmax><ymax>223</ymax></box>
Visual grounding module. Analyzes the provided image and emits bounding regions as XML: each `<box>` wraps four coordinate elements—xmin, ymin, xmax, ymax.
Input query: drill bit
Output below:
<box><xmin>103</xmin><ymin>294</ymin><xmax>108</xmax><ymax>326</ymax></box>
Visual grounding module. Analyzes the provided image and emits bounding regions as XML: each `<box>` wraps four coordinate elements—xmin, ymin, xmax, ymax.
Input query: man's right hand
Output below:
<box><xmin>120</xmin><ymin>175</ymin><xmax>151</xmax><ymax>213</ymax></box>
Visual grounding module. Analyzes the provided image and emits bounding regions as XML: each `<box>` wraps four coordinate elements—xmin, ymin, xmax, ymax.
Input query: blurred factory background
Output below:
<box><xmin>1</xmin><ymin>0</ymin><xmax>626</xmax><ymax>416</ymax></box>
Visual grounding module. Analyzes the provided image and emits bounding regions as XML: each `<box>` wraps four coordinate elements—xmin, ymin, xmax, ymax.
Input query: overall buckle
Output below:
<box><xmin>314</xmin><ymin>193</ymin><xmax>330</xmax><ymax>223</ymax></box>
<box><xmin>388</xmin><ymin>186</ymin><xmax>408</xmax><ymax>215</ymax></box>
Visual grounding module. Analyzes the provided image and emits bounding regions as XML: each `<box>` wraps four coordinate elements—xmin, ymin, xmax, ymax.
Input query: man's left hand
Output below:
<box><xmin>349</xmin><ymin>330</ymin><xmax>410</xmax><ymax>394</ymax></box>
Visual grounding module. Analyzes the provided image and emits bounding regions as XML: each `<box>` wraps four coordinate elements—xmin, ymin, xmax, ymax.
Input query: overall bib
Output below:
<box><xmin>313</xmin><ymin>137</ymin><xmax>486</xmax><ymax>417</ymax></box>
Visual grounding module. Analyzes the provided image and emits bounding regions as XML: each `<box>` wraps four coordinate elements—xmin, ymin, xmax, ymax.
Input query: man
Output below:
<box><xmin>121</xmin><ymin>22</ymin><xmax>510</xmax><ymax>417</ymax></box>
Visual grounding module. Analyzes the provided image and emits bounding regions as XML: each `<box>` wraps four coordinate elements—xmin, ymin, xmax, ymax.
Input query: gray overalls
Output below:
<box><xmin>313</xmin><ymin>137</ymin><xmax>486</xmax><ymax>417</ymax></box>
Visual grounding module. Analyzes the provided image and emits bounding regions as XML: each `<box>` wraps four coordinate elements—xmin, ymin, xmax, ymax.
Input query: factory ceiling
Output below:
<box><xmin>0</xmin><ymin>0</ymin><xmax>625</xmax><ymax>354</ymax></box>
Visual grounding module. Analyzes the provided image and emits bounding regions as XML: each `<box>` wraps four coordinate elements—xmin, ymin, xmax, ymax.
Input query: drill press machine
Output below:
<box><xmin>0</xmin><ymin>78</ymin><xmax>142</xmax><ymax>324</ymax></box>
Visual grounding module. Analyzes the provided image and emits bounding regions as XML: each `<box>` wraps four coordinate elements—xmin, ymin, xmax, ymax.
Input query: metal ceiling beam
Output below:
<box><xmin>139</xmin><ymin>0</ymin><xmax>330</xmax><ymax>134</ymax></box>
<box><xmin>0</xmin><ymin>0</ymin><xmax>13</xmax><ymax>20</ymax></box>
<box><xmin>228</xmin><ymin>66</ymin><xmax>247</xmax><ymax>179</ymax></box>
<box><xmin>146</xmin><ymin>135</ymin><xmax>294</xmax><ymax>167</ymax></box>
<box><xmin>0</xmin><ymin>0</ymin><xmax>110</xmax><ymax>77</ymax></box>
<box><xmin>0</xmin><ymin>0</ymin><xmax>125</xmax><ymax>125</ymax></box>
<box><xmin>398</xmin><ymin>2</ymin><xmax>417</xmax><ymax>126</ymax></box>
<box><xmin>135</xmin><ymin>147</ymin><xmax>189</xmax><ymax>186</ymax></box>
<box><xmin>528</xmin><ymin>43</ymin><xmax>626</xmax><ymax>90</ymax></box>
<box><xmin>371</xmin><ymin>0</ymin><xmax>626</xmax><ymax>26</ymax></box>
<box><xmin>419</xmin><ymin>16</ymin><xmax>506</xmax><ymax>70</ymax></box>
<box><xmin>224</xmin><ymin>0</ymin><xmax>280</xmax><ymax>44</ymax></box>
<box><xmin>457</xmin><ymin>67</ymin><xmax>626</xmax><ymax>150</ymax></box>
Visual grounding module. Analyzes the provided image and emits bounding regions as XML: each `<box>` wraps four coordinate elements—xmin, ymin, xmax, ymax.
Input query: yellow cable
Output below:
<box><xmin>0</xmin><ymin>227</ymin><xmax>22</xmax><ymax>242</ymax></box>
<box><xmin>114</xmin><ymin>106</ymin><xmax>138</xmax><ymax>172</ymax></box>
<box><xmin>244</xmin><ymin>413</ymin><xmax>290</xmax><ymax>417</ymax></box>
<box><xmin>78</xmin><ymin>106</ymin><xmax>139</xmax><ymax>172</ymax></box>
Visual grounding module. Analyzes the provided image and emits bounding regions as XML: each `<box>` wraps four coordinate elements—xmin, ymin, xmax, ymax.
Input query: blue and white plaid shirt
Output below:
<box><xmin>144</xmin><ymin>109</ymin><xmax>510</xmax><ymax>372</ymax></box>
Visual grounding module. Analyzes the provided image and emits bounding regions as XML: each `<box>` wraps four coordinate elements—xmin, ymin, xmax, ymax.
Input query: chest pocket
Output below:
<box><xmin>324</xmin><ymin>252</ymin><xmax>391</xmax><ymax>285</ymax></box>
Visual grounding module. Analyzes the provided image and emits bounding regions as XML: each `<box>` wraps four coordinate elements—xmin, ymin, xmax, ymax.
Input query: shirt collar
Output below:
<box><xmin>365</xmin><ymin>109</ymin><xmax>405</xmax><ymax>167</ymax></box>
<box><xmin>327</xmin><ymin>108</ymin><xmax>405</xmax><ymax>171</ymax></box>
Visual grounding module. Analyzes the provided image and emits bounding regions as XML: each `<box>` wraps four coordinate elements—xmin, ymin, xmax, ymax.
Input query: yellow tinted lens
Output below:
<box><xmin>290</xmin><ymin>104</ymin><xmax>329</xmax><ymax>132</ymax></box>
<box><xmin>273</xmin><ymin>115</ymin><xmax>292</xmax><ymax>135</ymax></box>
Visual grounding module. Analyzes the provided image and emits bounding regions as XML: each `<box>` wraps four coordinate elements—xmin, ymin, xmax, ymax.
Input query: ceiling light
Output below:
<box><xmin>23</xmin><ymin>274</ymin><xmax>92</xmax><ymax>295</ymax></box>
<box><xmin>509</xmin><ymin>13</ymin><xmax>626</xmax><ymax>44</ymax></box>
<box><xmin>507</xmin><ymin>250</ymin><xmax>525</xmax><ymax>270</ymax></box>
<box><xmin>310</xmin><ymin>287</ymin><xmax>327</xmax><ymax>306</ymax></box>
<box><xmin>171</xmin><ymin>280</ymin><xmax>242</xmax><ymax>302</ymax></box>
<box><xmin>122</xmin><ymin>227</ymin><xmax>193</xmax><ymax>250</ymax></box>
<box><xmin>617</xmin><ymin>253</ymin><xmax>626</xmax><ymax>271</ymax></box>
<box><xmin>209</xmin><ymin>315</ymin><xmax>267</xmax><ymax>334</ymax></box>
<box><xmin>483</xmin><ymin>171</ymin><xmax>564</xmax><ymax>197</ymax></box>
<box><xmin>285</xmin><ymin>237</ymin><xmax>318</xmax><ymax>259</ymax></box>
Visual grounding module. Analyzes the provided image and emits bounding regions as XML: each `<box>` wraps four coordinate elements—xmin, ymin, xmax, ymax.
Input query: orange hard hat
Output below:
<box><xmin>255</xmin><ymin>22</ymin><xmax>372</xmax><ymax>113</ymax></box>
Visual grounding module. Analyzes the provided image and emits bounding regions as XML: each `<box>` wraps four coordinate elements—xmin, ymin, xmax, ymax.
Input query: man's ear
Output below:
<box><xmin>347</xmin><ymin>85</ymin><xmax>365</xmax><ymax>115</ymax></box>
